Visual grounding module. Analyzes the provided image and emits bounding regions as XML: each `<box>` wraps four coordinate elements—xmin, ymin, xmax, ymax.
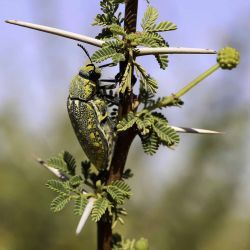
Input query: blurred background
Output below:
<box><xmin>0</xmin><ymin>0</ymin><xmax>249</xmax><ymax>249</ymax></box>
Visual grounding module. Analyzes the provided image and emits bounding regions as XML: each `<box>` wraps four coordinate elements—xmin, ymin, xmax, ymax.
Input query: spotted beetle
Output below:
<box><xmin>67</xmin><ymin>45</ymin><xmax>117</xmax><ymax>170</ymax></box>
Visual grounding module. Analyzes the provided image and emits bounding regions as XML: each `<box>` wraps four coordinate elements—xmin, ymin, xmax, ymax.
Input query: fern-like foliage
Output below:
<box><xmin>141</xmin><ymin>131</ymin><xmax>160</xmax><ymax>155</ymax></box>
<box><xmin>93</xmin><ymin>0</ymin><xmax>125</xmax><ymax>39</ymax></box>
<box><xmin>63</xmin><ymin>151</ymin><xmax>76</xmax><ymax>176</ymax></box>
<box><xmin>134</xmin><ymin>62</ymin><xmax>158</xmax><ymax>95</ymax></box>
<box><xmin>106</xmin><ymin>180</ymin><xmax>131</xmax><ymax>204</ymax></box>
<box><xmin>116</xmin><ymin>112</ymin><xmax>138</xmax><ymax>132</ymax></box>
<box><xmin>141</xmin><ymin>6</ymin><xmax>159</xmax><ymax>31</ymax></box>
<box><xmin>50</xmin><ymin>195</ymin><xmax>71</xmax><ymax>212</ymax></box>
<box><xmin>147</xmin><ymin>21</ymin><xmax>177</xmax><ymax>32</ymax></box>
<box><xmin>69</xmin><ymin>175</ymin><xmax>82</xmax><ymax>187</ymax></box>
<box><xmin>46</xmin><ymin>179</ymin><xmax>70</xmax><ymax>195</ymax></box>
<box><xmin>92</xmin><ymin>47</ymin><xmax>118</xmax><ymax>63</ymax></box>
<box><xmin>117</xmin><ymin>110</ymin><xmax>179</xmax><ymax>155</ymax></box>
<box><xmin>119</xmin><ymin>62</ymin><xmax>132</xmax><ymax>93</ymax></box>
<box><xmin>73</xmin><ymin>194</ymin><xmax>88</xmax><ymax>215</ymax></box>
<box><xmin>47</xmin><ymin>151</ymin><xmax>76</xmax><ymax>177</ymax></box>
<box><xmin>91</xmin><ymin>197</ymin><xmax>110</xmax><ymax>222</ymax></box>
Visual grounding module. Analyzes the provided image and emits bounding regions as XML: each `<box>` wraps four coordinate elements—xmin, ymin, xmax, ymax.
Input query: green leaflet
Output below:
<box><xmin>141</xmin><ymin>131</ymin><xmax>159</xmax><ymax>155</ymax></box>
<box><xmin>69</xmin><ymin>175</ymin><xmax>82</xmax><ymax>187</ymax></box>
<box><xmin>109</xmin><ymin>24</ymin><xmax>126</xmax><ymax>36</ymax></box>
<box><xmin>141</xmin><ymin>6</ymin><xmax>159</xmax><ymax>31</ymax></box>
<box><xmin>147</xmin><ymin>21</ymin><xmax>177</xmax><ymax>32</ymax></box>
<box><xmin>111</xmin><ymin>180</ymin><xmax>131</xmax><ymax>195</ymax></box>
<box><xmin>136</xmin><ymin>117</ymin><xmax>151</xmax><ymax>135</ymax></box>
<box><xmin>73</xmin><ymin>195</ymin><xmax>88</xmax><ymax>215</ymax></box>
<box><xmin>135</xmin><ymin>63</ymin><xmax>158</xmax><ymax>95</ymax></box>
<box><xmin>119</xmin><ymin>62</ymin><xmax>132</xmax><ymax>93</ymax></box>
<box><xmin>116</xmin><ymin>112</ymin><xmax>138</xmax><ymax>132</ymax></box>
<box><xmin>107</xmin><ymin>186</ymin><xmax>125</xmax><ymax>204</ymax></box>
<box><xmin>91</xmin><ymin>47</ymin><xmax>117</xmax><ymax>63</ymax></box>
<box><xmin>137</xmin><ymin>36</ymin><xmax>159</xmax><ymax>48</ymax></box>
<box><xmin>46</xmin><ymin>151</ymin><xmax>76</xmax><ymax>176</ymax></box>
<box><xmin>63</xmin><ymin>151</ymin><xmax>76</xmax><ymax>176</ymax></box>
<box><xmin>91</xmin><ymin>197</ymin><xmax>110</xmax><ymax>222</ymax></box>
<box><xmin>50</xmin><ymin>195</ymin><xmax>71</xmax><ymax>213</ymax></box>
<box><xmin>153</xmin><ymin>122</ymin><xmax>179</xmax><ymax>147</ymax></box>
<box><xmin>46</xmin><ymin>179</ymin><xmax>70</xmax><ymax>195</ymax></box>
<box><xmin>155</xmin><ymin>54</ymin><xmax>169</xmax><ymax>70</ymax></box>
<box><xmin>47</xmin><ymin>152</ymin><xmax>68</xmax><ymax>175</ymax></box>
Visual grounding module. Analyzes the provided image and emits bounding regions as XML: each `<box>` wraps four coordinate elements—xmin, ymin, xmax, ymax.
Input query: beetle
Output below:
<box><xmin>67</xmin><ymin>45</ymin><xmax>117</xmax><ymax>170</ymax></box>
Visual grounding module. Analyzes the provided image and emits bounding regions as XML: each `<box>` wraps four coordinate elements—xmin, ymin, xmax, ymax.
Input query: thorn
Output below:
<box><xmin>6</xmin><ymin>20</ymin><xmax>216</xmax><ymax>56</ymax></box>
<box><xmin>76</xmin><ymin>197</ymin><xmax>96</xmax><ymax>235</ymax></box>
<box><xmin>170</xmin><ymin>126</ymin><xmax>223</xmax><ymax>134</ymax></box>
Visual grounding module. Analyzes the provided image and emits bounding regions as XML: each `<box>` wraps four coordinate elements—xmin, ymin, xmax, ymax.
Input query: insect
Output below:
<box><xmin>67</xmin><ymin>44</ymin><xmax>118</xmax><ymax>170</ymax></box>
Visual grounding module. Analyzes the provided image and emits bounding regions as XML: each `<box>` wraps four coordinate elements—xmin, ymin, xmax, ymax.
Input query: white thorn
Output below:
<box><xmin>170</xmin><ymin>126</ymin><xmax>222</xmax><ymax>134</ymax></box>
<box><xmin>76</xmin><ymin>197</ymin><xmax>95</xmax><ymax>235</ymax></box>
<box><xmin>6</xmin><ymin>20</ymin><xmax>103</xmax><ymax>47</ymax></box>
<box><xmin>137</xmin><ymin>47</ymin><xmax>216</xmax><ymax>55</ymax></box>
<box><xmin>6</xmin><ymin>20</ymin><xmax>216</xmax><ymax>55</ymax></box>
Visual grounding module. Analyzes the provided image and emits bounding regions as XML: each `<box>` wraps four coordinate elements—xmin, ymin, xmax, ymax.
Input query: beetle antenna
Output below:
<box><xmin>77</xmin><ymin>43</ymin><xmax>92</xmax><ymax>63</ymax></box>
<box><xmin>99</xmin><ymin>62</ymin><xmax>117</xmax><ymax>68</ymax></box>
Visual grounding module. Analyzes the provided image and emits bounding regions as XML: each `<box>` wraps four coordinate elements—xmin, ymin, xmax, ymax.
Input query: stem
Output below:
<box><xmin>148</xmin><ymin>63</ymin><xmax>220</xmax><ymax>110</ymax></box>
<box><xmin>97</xmin><ymin>1</ymin><xmax>138</xmax><ymax>250</ymax></box>
<box><xmin>175</xmin><ymin>64</ymin><xmax>220</xmax><ymax>99</ymax></box>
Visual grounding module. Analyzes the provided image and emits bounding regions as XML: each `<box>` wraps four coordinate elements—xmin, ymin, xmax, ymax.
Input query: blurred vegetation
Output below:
<box><xmin>0</xmin><ymin>85</ymin><xmax>249</xmax><ymax>250</ymax></box>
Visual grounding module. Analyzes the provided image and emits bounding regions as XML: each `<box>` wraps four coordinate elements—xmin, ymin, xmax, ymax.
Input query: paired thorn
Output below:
<box><xmin>5</xmin><ymin>20</ymin><xmax>216</xmax><ymax>55</ymax></box>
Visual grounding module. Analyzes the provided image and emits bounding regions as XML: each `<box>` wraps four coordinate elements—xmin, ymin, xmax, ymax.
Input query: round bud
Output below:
<box><xmin>135</xmin><ymin>238</ymin><xmax>149</xmax><ymax>250</ymax></box>
<box><xmin>217</xmin><ymin>47</ymin><xmax>240</xmax><ymax>70</ymax></box>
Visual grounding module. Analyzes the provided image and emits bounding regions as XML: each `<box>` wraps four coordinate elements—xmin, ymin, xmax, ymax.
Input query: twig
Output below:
<box><xmin>5</xmin><ymin>20</ymin><xmax>216</xmax><ymax>55</ymax></box>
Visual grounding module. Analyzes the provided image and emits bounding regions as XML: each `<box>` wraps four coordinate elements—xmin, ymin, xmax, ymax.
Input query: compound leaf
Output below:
<box><xmin>155</xmin><ymin>54</ymin><xmax>169</xmax><ymax>69</ymax></box>
<box><xmin>63</xmin><ymin>151</ymin><xmax>76</xmax><ymax>176</ymax></box>
<box><xmin>91</xmin><ymin>197</ymin><xmax>109</xmax><ymax>222</ymax></box>
<box><xmin>92</xmin><ymin>47</ymin><xmax>117</xmax><ymax>63</ymax></box>
<box><xmin>153</xmin><ymin>122</ymin><xmax>180</xmax><ymax>147</ymax></box>
<box><xmin>46</xmin><ymin>179</ymin><xmax>70</xmax><ymax>195</ymax></box>
<box><xmin>116</xmin><ymin>112</ymin><xmax>138</xmax><ymax>132</ymax></box>
<box><xmin>69</xmin><ymin>175</ymin><xmax>82</xmax><ymax>187</ymax></box>
<box><xmin>111</xmin><ymin>180</ymin><xmax>131</xmax><ymax>196</ymax></box>
<box><xmin>47</xmin><ymin>152</ymin><xmax>68</xmax><ymax>174</ymax></box>
<box><xmin>50</xmin><ymin>195</ymin><xmax>71</xmax><ymax>213</ymax></box>
<box><xmin>106</xmin><ymin>186</ymin><xmax>125</xmax><ymax>204</ymax></box>
<box><xmin>141</xmin><ymin>6</ymin><xmax>159</xmax><ymax>31</ymax></box>
<box><xmin>73</xmin><ymin>195</ymin><xmax>88</xmax><ymax>215</ymax></box>
<box><xmin>148</xmin><ymin>21</ymin><xmax>177</xmax><ymax>32</ymax></box>
<box><xmin>141</xmin><ymin>131</ymin><xmax>159</xmax><ymax>155</ymax></box>
<box><xmin>109</xmin><ymin>24</ymin><xmax>126</xmax><ymax>35</ymax></box>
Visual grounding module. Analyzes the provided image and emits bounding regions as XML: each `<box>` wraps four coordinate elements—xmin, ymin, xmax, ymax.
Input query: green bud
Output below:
<box><xmin>217</xmin><ymin>46</ymin><xmax>240</xmax><ymax>70</ymax></box>
<box><xmin>96</xmin><ymin>180</ymin><xmax>102</xmax><ymax>188</ymax></box>
<box><xmin>135</xmin><ymin>238</ymin><xmax>149</xmax><ymax>250</ymax></box>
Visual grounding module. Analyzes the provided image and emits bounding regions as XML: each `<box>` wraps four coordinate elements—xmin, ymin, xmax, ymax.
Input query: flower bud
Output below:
<box><xmin>217</xmin><ymin>46</ymin><xmax>240</xmax><ymax>70</ymax></box>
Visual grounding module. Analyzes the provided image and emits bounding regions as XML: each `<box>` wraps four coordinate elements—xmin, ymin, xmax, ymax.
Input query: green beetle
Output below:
<box><xmin>67</xmin><ymin>45</ymin><xmax>117</xmax><ymax>170</ymax></box>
